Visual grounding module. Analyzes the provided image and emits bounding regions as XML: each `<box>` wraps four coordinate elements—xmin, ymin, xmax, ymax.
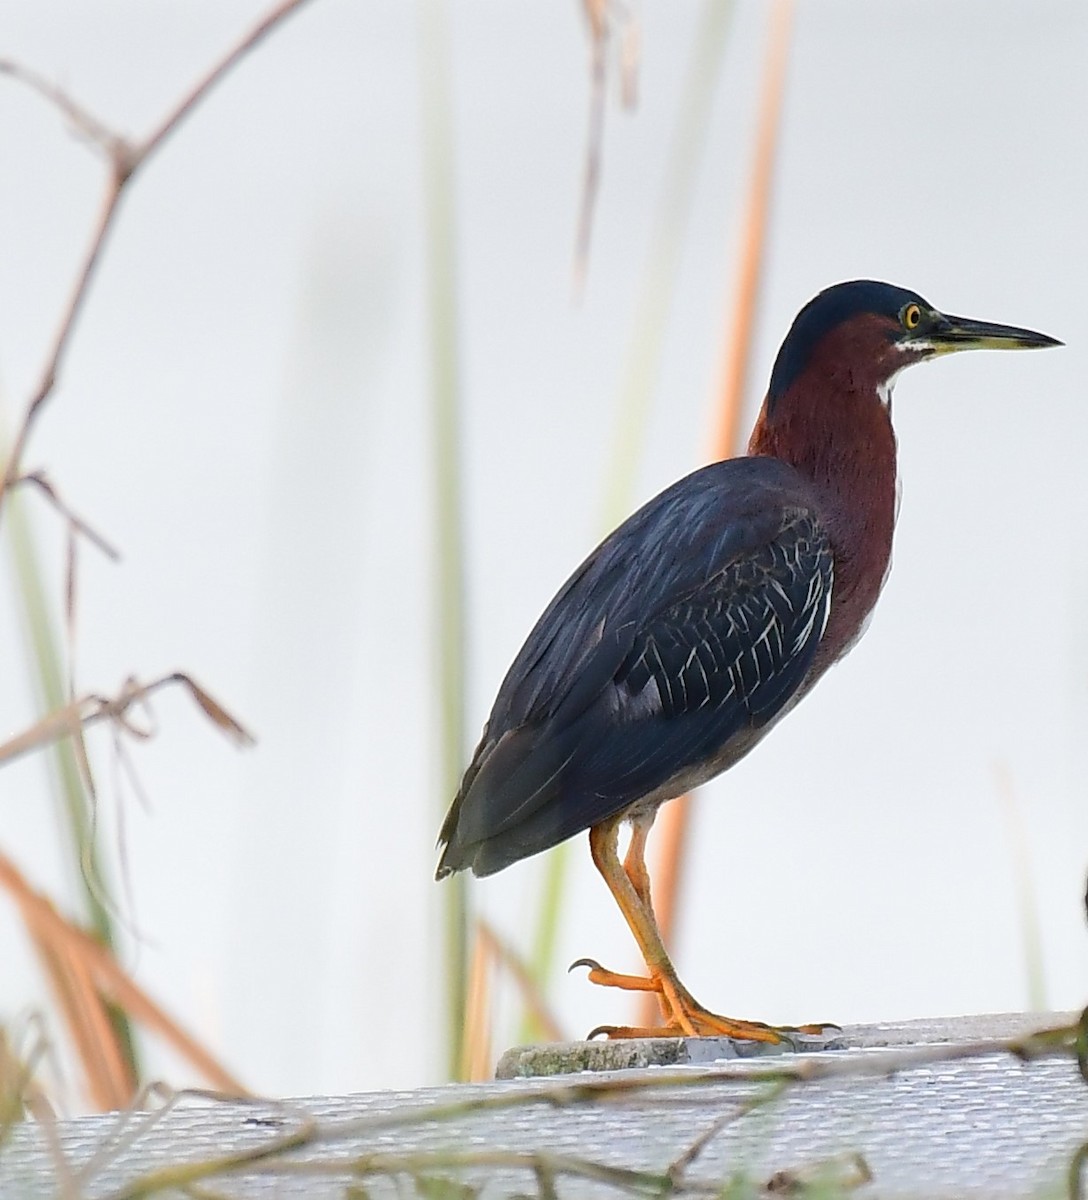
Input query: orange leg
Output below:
<box><xmin>623</xmin><ymin>813</ymin><xmax>655</xmax><ymax>910</ymax></box>
<box><xmin>619</xmin><ymin>813</ymin><xmax>671</xmax><ymax>1024</ymax></box>
<box><xmin>577</xmin><ymin>812</ymin><xmax>827</xmax><ymax>1042</ymax></box>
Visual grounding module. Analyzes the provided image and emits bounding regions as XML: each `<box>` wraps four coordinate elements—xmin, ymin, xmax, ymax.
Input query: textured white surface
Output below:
<box><xmin>0</xmin><ymin>1017</ymin><xmax>1085</xmax><ymax>1198</ymax></box>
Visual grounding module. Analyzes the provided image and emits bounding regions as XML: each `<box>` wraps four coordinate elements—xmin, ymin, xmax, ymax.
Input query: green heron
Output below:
<box><xmin>436</xmin><ymin>280</ymin><xmax>1060</xmax><ymax>1041</ymax></box>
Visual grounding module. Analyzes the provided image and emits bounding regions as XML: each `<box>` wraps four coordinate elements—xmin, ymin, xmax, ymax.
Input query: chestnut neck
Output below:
<box><xmin>747</xmin><ymin>320</ymin><xmax>900</xmax><ymax>662</ymax></box>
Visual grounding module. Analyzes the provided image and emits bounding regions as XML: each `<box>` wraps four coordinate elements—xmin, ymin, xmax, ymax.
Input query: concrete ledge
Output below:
<box><xmin>496</xmin><ymin>1010</ymin><xmax>1073</xmax><ymax>1078</ymax></box>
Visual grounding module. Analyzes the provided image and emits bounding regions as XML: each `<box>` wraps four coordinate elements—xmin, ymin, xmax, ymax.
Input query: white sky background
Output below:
<box><xmin>0</xmin><ymin>0</ymin><xmax>1086</xmax><ymax>1105</ymax></box>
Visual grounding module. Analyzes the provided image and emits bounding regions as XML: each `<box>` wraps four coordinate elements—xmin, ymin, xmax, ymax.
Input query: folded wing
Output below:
<box><xmin>437</xmin><ymin>456</ymin><xmax>833</xmax><ymax>877</ymax></box>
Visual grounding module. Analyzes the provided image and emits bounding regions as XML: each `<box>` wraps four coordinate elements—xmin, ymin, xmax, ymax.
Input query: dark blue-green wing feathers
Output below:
<box><xmin>437</xmin><ymin>456</ymin><xmax>833</xmax><ymax>878</ymax></box>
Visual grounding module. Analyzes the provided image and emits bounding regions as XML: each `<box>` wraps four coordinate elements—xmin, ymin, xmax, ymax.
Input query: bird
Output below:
<box><xmin>436</xmin><ymin>279</ymin><xmax>1060</xmax><ymax>1042</ymax></box>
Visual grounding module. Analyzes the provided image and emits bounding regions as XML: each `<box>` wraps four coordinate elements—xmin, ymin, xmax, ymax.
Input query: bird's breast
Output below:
<box><xmin>810</xmin><ymin>456</ymin><xmax>898</xmax><ymax>673</ymax></box>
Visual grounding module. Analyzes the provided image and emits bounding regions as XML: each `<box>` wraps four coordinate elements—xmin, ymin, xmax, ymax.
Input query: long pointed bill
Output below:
<box><xmin>922</xmin><ymin>313</ymin><xmax>1063</xmax><ymax>354</ymax></box>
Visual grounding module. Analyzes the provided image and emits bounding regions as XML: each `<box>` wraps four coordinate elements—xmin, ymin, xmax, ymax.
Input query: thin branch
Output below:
<box><xmin>766</xmin><ymin>1152</ymin><xmax>872</xmax><ymax>1194</ymax></box>
<box><xmin>14</xmin><ymin>471</ymin><xmax>120</xmax><ymax>559</ymax></box>
<box><xmin>0</xmin><ymin>0</ymin><xmax>302</xmax><ymax>1117</ymax></box>
<box><xmin>139</xmin><ymin>0</ymin><xmax>318</xmax><ymax>163</ymax></box>
<box><xmin>0</xmin><ymin>59</ymin><xmax>124</xmax><ymax>152</ymax></box>
<box><xmin>1</xmin><ymin>181</ymin><xmax>124</xmax><ymax>498</ymax></box>
<box><xmin>665</xmin><ymin>1079</ymin><xmax>789</xmax><ymax>1187</ymax></box>
<box><xmin>573</xmin><ymin>1</ymin><xmax>641</xmax><ymax>292</ymax></box>
<box><xmin>0</xmin><ymin>0</ymin><xmax>318</xmax><ymax>507</ymax></box>
<box><xmin>0</xmin><ymin>672</ymin><xmax>255</xmax><ymax>767</ymax></box>
<box><xmin>268</xmin><ymin>1148</ymin><xmax>700</xmax><ymax>1197</ymax></box>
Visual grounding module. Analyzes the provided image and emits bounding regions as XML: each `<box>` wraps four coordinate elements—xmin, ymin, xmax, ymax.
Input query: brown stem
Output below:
<box><xmin>0</xmin><ymin>0</ymin><xmax>318</xmax><ymax>509</ymax></box>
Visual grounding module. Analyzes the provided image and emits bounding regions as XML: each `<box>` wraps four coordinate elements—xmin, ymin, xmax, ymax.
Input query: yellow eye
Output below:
<box><xmin>902</xmin><ymin>303</ymin><xmax>922</xmax><ymax>330</ymax></box>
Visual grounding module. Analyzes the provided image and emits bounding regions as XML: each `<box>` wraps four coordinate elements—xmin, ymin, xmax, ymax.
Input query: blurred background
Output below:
<box><xmin>0</xmin><ymin>0</ymin><xmax>1085</xmax><ymax>1109</ymax></box>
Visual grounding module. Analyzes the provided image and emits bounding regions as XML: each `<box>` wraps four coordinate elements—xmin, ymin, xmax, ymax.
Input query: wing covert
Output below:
<box><xmin>577</xmin><ymin>510</ymin><xmax>832</xmax><ymax>803</ymax></box>
<box><xmin>616</xmin><ymin>512</ymin><xmax>832</xmax><ymax>723</ymax></box>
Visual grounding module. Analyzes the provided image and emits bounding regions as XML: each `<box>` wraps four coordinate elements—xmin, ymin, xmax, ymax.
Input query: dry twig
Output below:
<box><xmin>11</xmin><ymin>472</ymin><xmax>120</xmax><ymax>560</ymax></box>
<box><xmin>0</xmin><ymin>0</ymin><xmax>318</xmax><ymax>508</ymax></box>
<box><xmin>0</xmin><ymin>0</ymin><xmax>313</xmax><ymax>1116</ymax></box>
<box><xmin>573</xmin><ymin>0</ymin><xmax>641</xmax><ymax>291</ymax></box>
<box><xmin>0</xmin><ymin>672</ymin><xmax>254</xmax><ymax>768</ymax></box>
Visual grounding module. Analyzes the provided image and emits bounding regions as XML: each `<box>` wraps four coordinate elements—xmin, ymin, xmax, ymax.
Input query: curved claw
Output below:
<box><xmin>588</xmin><ymin>1024</ymin><xmax>669</xmax><ymax>1040</ymax></box>
<box><xmin>568</xmin><ymin>957</ymin><xmax>605</xmax><ymax>975</ymax></box>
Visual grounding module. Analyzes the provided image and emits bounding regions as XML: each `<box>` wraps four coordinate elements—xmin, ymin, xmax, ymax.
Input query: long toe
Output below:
<box><xmin>679</xmin><ymin>1010</ymin><xmax>784</xmax><ymax>1043</ymax></box>
<box><xmin>590</xmin><ymin>1016</ymin><xmax>782</xmax><ymax>1042</ymax></box>
<box><xmin>570</xmin><ymin>959</ymin><xmax>664</xmax><ymax>994</ymax></box>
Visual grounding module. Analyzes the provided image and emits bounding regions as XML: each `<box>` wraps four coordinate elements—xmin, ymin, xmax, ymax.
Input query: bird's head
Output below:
<box><xmin>766</xmin><ymin>279</ymin><xmax>1061</xmax><ymax>415</ymax></box>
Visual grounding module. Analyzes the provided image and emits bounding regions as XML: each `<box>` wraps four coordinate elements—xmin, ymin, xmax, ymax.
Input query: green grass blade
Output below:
<box><xmin>419</xmin><ymin>0</ymin><xmax>469</xmax><ymax>1079</ymax></box>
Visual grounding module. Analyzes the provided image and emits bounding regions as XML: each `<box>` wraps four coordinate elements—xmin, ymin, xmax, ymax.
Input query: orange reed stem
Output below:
<box><xmin>460</xmin><ymin>923</ymin><xmax>494</xmax><ymax>1081</ymax></box>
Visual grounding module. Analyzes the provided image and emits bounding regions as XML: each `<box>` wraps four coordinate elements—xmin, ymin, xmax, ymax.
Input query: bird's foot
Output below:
<box><xmin>571</xmin><ymin>957</ymin><xmax>835</xmax><ymax>1044</ymax></box>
